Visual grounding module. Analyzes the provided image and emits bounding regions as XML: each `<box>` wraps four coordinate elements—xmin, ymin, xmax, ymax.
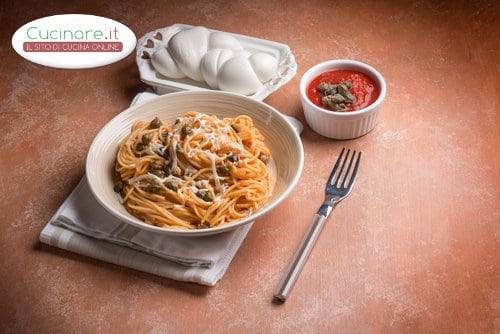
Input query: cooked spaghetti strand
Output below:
<box><xmin>113</xmin><ymin>112</ymin><xmax>271</xmax><ymax>229</ymax></box>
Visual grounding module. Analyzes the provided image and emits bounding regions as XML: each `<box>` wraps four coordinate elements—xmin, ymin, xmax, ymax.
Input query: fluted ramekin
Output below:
<box><xmin>300</xmin><ymin>59</ymin><xmax>386</xmax><ymax>139</ymax></box>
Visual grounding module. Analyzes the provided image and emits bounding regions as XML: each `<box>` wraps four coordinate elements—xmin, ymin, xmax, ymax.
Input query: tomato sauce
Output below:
<box><xmin>307</xmin><ymin>69</ymin><xmax>379</xmax><ymax>112</ymax></box>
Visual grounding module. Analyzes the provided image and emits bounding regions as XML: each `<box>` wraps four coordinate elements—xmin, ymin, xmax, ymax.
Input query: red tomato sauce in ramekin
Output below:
<box><xmin>307</xmin><ymin>69</ymin><xmax>380</xmax><ymax>112</ymax></box>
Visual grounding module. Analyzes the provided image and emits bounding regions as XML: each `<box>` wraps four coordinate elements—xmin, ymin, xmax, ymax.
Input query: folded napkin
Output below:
<box><xmin>39</xmin><ymin>92</ymin><xmax>252</xmax><ymax>286</ymax></box>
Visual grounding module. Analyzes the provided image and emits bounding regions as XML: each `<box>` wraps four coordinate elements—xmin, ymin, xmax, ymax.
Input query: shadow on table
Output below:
<box><xmin>33</xmin><ymin>241</ymin><xmax>210</xmax><ymax>297</ymax></box>
<box><xmin>113</xmin><ymin>60</ymin><xmax>150</xmax><ymax>102</ymax></box>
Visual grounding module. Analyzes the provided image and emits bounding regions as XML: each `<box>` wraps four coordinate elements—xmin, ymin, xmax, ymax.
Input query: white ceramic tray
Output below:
<box><xmin>136</xmin><ymin>23</ymin><xmax>297</xmax><ymax>101</ymax></box>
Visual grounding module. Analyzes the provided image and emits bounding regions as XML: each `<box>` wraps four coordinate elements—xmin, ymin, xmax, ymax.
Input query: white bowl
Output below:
<box><xmin>300</xmin><ymin>59</ymin><xmax>387</xmax><ymax>139</ymax></box>
<box><xmin>86</xmin><ymin>91</ymin><xmax>304</xmax><ymax>237</ymax></box>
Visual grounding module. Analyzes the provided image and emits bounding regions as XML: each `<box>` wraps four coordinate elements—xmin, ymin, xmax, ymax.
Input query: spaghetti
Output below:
<box><xmin>113</xmin><ymin>112</ymin><xmax>272</xmax><ymax>229</ymax></box>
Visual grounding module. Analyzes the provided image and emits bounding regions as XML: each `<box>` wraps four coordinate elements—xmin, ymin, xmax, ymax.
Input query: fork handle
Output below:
<box><xmin>273</xmin><ymin>213</ymin><xmax>328</xmax><ymax>303</ymax></box>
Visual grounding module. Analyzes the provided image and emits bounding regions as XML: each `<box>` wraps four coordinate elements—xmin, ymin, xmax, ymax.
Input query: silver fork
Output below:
<box><xmin>273</xmin><ymin>148</ymin><xmax>362</xmax><ymax>303</ymax></box>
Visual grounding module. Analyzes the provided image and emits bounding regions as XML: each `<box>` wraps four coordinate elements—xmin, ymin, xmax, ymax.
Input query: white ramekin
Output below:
<box><xmin>300</xmin><ymin>59</ymin><xmax>387</xmax><ymax>139</ymax></box>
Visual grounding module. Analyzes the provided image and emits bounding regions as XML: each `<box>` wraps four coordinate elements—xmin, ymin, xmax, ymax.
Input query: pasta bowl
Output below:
<box><xmin>86</xmin><ymin>91</ymin><xmax>304</xmax><ymax>236</ymax></box>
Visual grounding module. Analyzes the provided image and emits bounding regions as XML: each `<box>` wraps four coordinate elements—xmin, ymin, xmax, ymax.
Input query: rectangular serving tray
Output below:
<box><xmin>136</xmin><ymin>23</ymin><xmax>297</xmax><ymax>101</ymax></box>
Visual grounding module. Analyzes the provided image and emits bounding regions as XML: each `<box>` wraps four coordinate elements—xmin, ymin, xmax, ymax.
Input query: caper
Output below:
<box><xmin>317</xmin><ymin>82</ymin><xmax>329</xmax><ymax>92</ymax></box>
<box><xmin>321</xmin><ymin>94</ymin><xmax>349</xmax><ymax>111</ymax></box>
<box><xmin>142</xmin><ymin>134</ymin><xmax>150</xmax><ymax>145</ymax></box>
<box><xmin>345</xmin><ymin>92</ymin><xmax>357</xmax><ymax>103</ymax></box>
<box><xmin>331</xmin><ymin>94</ymin><xmax>346</xmax><ymax>103</ymax></box>
<box><xmin>163</xmin><ymin>164</ymin><xmax>172</xmax><ymax>176</ymax></box>
<box><xmin>196</xmin><ymin>191</ymin><xmax>212</xmax><ymax>202</ymax></box>
<box><xmin>337</xmin><ymin>84</ymin><xmax>348</xmax><ymax>96</ymax></box>
<box><xmin>317</xmin><ymin>82</ymin><xmax>338</xmax><ymax>95</ymax></box>
<box><xmin>135</xmin><ymin>142</ymin><xmax>145</xmax><ymax>151</ymax></box>
<box><xmin>145</xmin><ymin>184</ymin><xmax>162</xmax><ymax>193</ymax></box>
<box><xmin>321</xmin><ymin>95</ymin><xmax>335</xmax><ymax>109</ymax></box>
<box><xmin>227</xmin><ymin>154</ymin><xmax>238</xmax><ymax>163</ymax></box>
<box><xmin>181</xmin><ymin>125</ymin><xmax>192</xmax><ymax>139</ymax></box>
<box><xmin>149</xmin><ymin>117</ymin><xmax>162</xmax><ymax>129</ymax></box>
<box><xmin>113</xmin><ymin>180</ymin><xmax>123</xmax><ymax>193</ymax></box>
<box><xmin>317</xmin><ymin>82</ymin><xmax>333</xmax><ymax>93</ymax></box>
<box><xmin>217</xmin><ymin>165</ymin><xmax>229</xmax><ymax>176</ymax></box>
<box><xmin>165</xmin><ymin>181</ymin><xmax>177</xmax><ymax>191</ymax></box>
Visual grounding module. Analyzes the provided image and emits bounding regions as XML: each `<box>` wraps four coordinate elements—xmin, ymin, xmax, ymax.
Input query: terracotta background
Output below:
<box><xmin>0</xmin><ymin>1</ymin><xmax>498</xmax><ymax>333</ymax></box>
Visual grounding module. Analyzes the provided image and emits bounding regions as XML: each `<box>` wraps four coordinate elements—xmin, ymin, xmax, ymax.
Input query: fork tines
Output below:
<box><xmin>327</xmin><ymin>148</ymin><xmax>361</xmax><ymax>190</ymax></box>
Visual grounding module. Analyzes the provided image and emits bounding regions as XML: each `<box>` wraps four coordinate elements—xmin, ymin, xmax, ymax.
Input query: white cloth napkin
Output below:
<box><xmin>39</xmin><ymin>92</ymin><xmax>252</xmax><ymax>286</ymax></box>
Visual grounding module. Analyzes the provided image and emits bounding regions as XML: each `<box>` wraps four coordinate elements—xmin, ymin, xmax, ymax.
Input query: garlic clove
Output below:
<box><xmin>218</xmin><ymin>56</ymin><xmax>263</xmax><ymax>95</ymax></box>
<box><xmin>151</xmin><ymin>47</ymin><xmax>185</xmax><ymax>79</ymax></box>
<box><xmin>233</xmin><ymin>50</ymin><xmax>252</xmax><ymax>58</ymax></box>
<box><xmin>201</xmin><ymin>48</ymin><xmax>234</xmax><ymax>89</ymax></box>
<box><xmin>208</xmin><ymin>32</ymin><xmax>243</xmax><ymax>51</ymax></box>
<box><xmin>168</xmin><ymin>26</ymin><xmax>210</xmax><ymax>81</ymax></box>
<box><xmin>249</xmin><ymin>52</ymin><xmax>278</xmax><ymax>82</ymax></box>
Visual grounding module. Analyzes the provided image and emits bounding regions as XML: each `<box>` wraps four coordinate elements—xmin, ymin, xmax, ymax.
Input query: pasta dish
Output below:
<box><xmin>113</xmin><ymin>112</ymin><xmax>272</xmax><ymax>229</ymax></box>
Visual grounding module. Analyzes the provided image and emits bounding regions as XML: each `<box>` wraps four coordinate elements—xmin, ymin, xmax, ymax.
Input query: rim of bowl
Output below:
<box><xmin>300</xmin><ymin>59</ymin><xmax>387</xmax><ymax>118</ymax></box>
<box><xmin>86</xmin><ymin>90</ymin><xmax>304</xmax><ymax>236</ymax></box>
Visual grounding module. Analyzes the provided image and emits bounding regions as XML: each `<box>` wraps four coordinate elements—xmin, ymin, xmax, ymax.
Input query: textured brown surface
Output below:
<box><xmin>0</xmin><ymin>1</ymin><xmax>499</xmax><ymax>333</ymax></box>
